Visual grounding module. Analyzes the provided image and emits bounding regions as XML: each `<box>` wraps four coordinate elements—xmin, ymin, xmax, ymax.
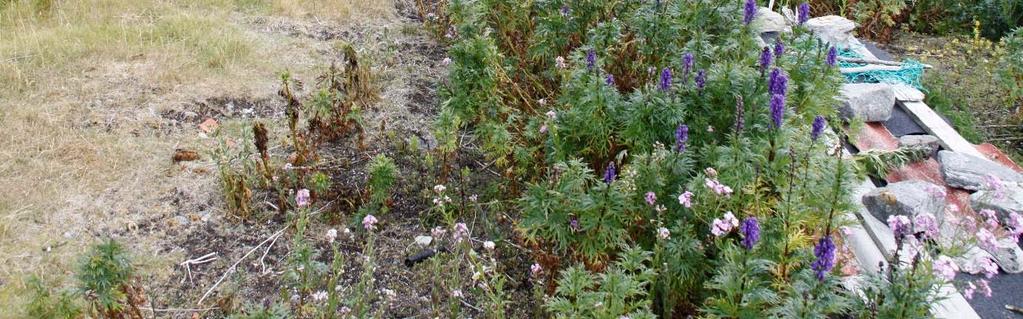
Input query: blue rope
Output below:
<box><xmin>837</xmin><ymin>48</ymin><xmax>925</xmax><ymax>90</ymax></box>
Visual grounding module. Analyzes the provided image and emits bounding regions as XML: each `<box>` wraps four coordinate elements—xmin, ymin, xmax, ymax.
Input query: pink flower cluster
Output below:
<box><xmin>913</xmin><ymin>213</ymin><xmax>939</xmax><ymax>239</ymax></box>
<box><xmin>677</xmin><ymin>191</ymin><xmax>693</xmax><ymax>208</ymax></box>
<box><xmin>932</xmin><ymin>255</ymin><xmax>959</xmax><ymax>281</ymax></box>
<box><xmin>296</xmin><ymin>189</ymin><xmax>311</xmax><ymax>208</ymax></box>
<box><xmin>453</xmin><ymin>222</ymin><xmax>470</xmax><ymax>243</ymax></box>
<box><xmin>362</xmin><ymin>214</ymin><xmax>378</xmax><ymax>231</ymax></box>
<box><xmin>657</xmin><ymin>227</ymin><xmax>670</xmax><ymax>240</ymax></box>
<box><xmin>963</xmin><ymin>279</ymin><xmax>992</xmax><ymax>300</ymax></box>
<box><xmin>711</xmin><ymin>211</ymin><xmax>739</xmax><ymax>237</ymax></box>
<box><xmin>887</xmin><ymin>215</ymin><xmax>911</xmax><ymax>238</ymax></box>
<box><xmin>704</xmin><ymin>178</ymin><xmax>732</xmax><ymax>197</ymax></box>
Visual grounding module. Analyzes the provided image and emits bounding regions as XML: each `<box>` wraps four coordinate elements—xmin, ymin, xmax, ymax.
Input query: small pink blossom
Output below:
<box><xmin>978</xmin><ymin>256</ymin><xmax>998</xmax><ymax>278</ymax></box>
<box><xmin>530</xmin><ymin>263</ymin><xmax>543</xmax><ymax>277</ymax></box>
<box><xmin>451</xmin><ymin>289</ymin><xmax>464</xmax><ymax>298</ymax></box>
<box><xmin>983</xmin><ymin>174</ymin><xmax>1005</xmax><ymax>199</ymax></box>
<box><xmin>453</xmin><ymin>222</ymin><xmax>470</xmax><ymax>243</ymax></box>
<box><xmin>545</xmin><ymin>110</ymin><xmax>557</xmax><ymax>119</ymax></box>
<box><xmin>362</xmin><ymin>214</ymin><xmax>378</xmax><ymax>231</ymax></box>
<box><xmin>483</xmin><ymin>241</ymin><xmax>496</xmax><ymax>251</ymax></box>
<box><xmin>978</xmin><ymin>228</ymin><xmax>998</xmax><ymax>251</ymax></box>
<box><xmin>645</xmin><ymin>192</ymin><xmax>657</xmax><ymax>205</ymax></box>
<box><xmin>538</xmin><ymin>98</ymin><xmax>547</xmax><ymax>106</ymax></box>
<box><xmin>711</xmin><ymin>211</ymin><xmax>739</xmax><ymax>237</ymax></box>
<box><xmin>914</xmin><ymin>213</ymin><xmax>939</xmax><ymax>239</ymax></box>
<box><xmin>704</xmin><ymin>178</ymin><xmax>733</xmax><ymax>197</ymax></box>
<box><xmin>933</xmin><ymin>255</ymin><xmax>959</xmax><ymax>281</ymax></box>
<box><xmin>977</xmin><ymin>279</ymin><xmax>992</xmax><ymax>298</ymax></box>
<box><xmin>887</xmin><ymin>215</ymin><xmax>911</xmax><ymax>238</ymax></box>
<box><xmin>1008</xmin><ymin>212</ymin><xmax>1023</xmax><ymax>237</ymax></box>
<box><xmin>441</xmin><ymin>57</ymin><xmax>451</xmax><ymax>66</ymax></box>
<box><xmin>431</xmin><ymin>226</ymin><xmax>447</xmax><ymax>239</ymax></box>
<box><xmin>657</xmin><ymin>227</ymin><xmax>670</xmax><ymax>240</ymax></box>
<box><xmin>678</xmin><ymin>191</ymin><xmax>694</xmax><ymax>208</ymax></box>
<box><xmin>296</xmin><ymin>189</ymin><xmax>311</xmax><ymax>207</ymax></box>
<box><xmin>555</xmin><ymin>56</ymin><xmax>567</xmax><ymax>69</ymax></box>
<box><xmin>539</xmin><ymin>124</ymin><xmax>548</xmax><ymax>134</ymax></box>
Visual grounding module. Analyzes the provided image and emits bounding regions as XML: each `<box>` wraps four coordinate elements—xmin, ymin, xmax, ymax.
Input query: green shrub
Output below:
<box><xmin>76</xmin><ymin>239</ymin><xmax>143</xmax><ymax>318</ymax></box>
<box><xmin>999</xmin><ymin>27</ymin><xmax>1023</xmax><ymax>109</ymax></box>
<box><xmin>26</xmin><ymin>276</ymin><xmax>81</xmax><ymax>319</ymax></box>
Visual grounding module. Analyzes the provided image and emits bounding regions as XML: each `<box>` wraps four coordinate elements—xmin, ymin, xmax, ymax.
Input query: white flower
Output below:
<box><xmin>311</xmin><ymin>290</ymin><xmax>328</xmax><ymax>302</ymax></box>
<box><xmin>441</xmin><ymin>57</ymin><xmax>451</xmax><ymax>66</ymax></box>
<box><xmin>326</xmin><ymin>228</ymin><xmax>338</xmax><ymax>243</ymax></box>
<box><xmin>657</xmin><ymin>227</ymin><xmax>670</xmax><ymax>240</ymax></box>
<box><xmin>434</xmin><ymin>184</ymin><xmax>447</xmax><ymax>193</ymax></box>
<box><xmin>555</xmin><ymin>56</ymin><xmax>567</xmax><ymax>69</ymax></box>
<box><xmin>530</xmin><ymin>263</ymin><xmax>542</xmax><ymax>276</ymax></box>
<box><xmin>483</xmin><ymin>241</ymin><xmax>496</xmax><ymax>251</ymax></box>
<box><xmin>545</xmin><ymin>110</ymin><xmax>557</xmax><ymax>120</ymax></box>
<box><xmin>452</xmin><ymin>289</ymin><xmax>464</xmax><ymax>298</ymax></box>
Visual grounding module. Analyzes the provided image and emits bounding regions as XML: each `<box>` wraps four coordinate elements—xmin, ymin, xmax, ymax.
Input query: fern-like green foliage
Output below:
<box><xmin>852</xmin><ymin>145</ymin><xmax>930</xmax><ymax>179</ymax></box>
<box><xmin>366</xmin><ymin>154</ymin><xmax>397</xmax><ymax>210</ymax></box>
<box><xmin>770</xmin><ymin>269</ymin><xmax>853</xmax><ymax>318</ymax></box>
<box><xmin>546</xmin><ymin>247</ymin><xmax>657</xmax><ymax>319</ymax></box>
<box><xmin>702</xmin><ymin>244</ymin><xmax>779</xmax><ymax>318</ymax></box>
<box><xmin>76</xmin><ymin>239</ymin><xmax>134</xmax><ymax>317</ymax></box>
<box><xmin>27</xmin><ymin>276</ymin><xmax>81</xmax><ymax>319</ymax></box>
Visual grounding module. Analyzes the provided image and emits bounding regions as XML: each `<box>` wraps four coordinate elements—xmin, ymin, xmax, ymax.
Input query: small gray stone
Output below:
<box><xmin>984</xmin><ymin>238</ymin><xmax>1023</xmax><ymax>273</ymax></box>
<box><xmin>937</xmin><ymin>150</ymin><xmax>1023</xmax><ymax>191</ymax></box>
<box><xmin>971</xmin><ymin>183</ymin><xmax>1023</xmax><ymax>220</ymax></box>
<box><xmin>837</xmin><ymin>83</ymin><xmax>895</xmax><ymax>122</ymax></box>
<box><xmin>898</xmin><ymin>135</ymin><xmax>939</xmax><ymax>154</ymax></box>
<box><xmin>753</xmin><ymin>7</ymin><xmax>791</xmax><ymax>34</ymax></box>
<box><xmin>171</xmin><ymin>215</ymin><xmax>190</xmax><ymax>227</ymax></box>
<box><xmin>806</xmin><ymin>15</ymin><xmax>856</xmax><ymax>47</ymax></box>
<box><xmin>862</xmin><ymin>180</ymin><xmax>947</xmax><ymax>222</ymax></box>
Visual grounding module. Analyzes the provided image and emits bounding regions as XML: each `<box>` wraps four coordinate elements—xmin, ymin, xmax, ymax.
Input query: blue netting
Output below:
<box><xmin>837</xmin><ymin>48</ymin><xmax>925</xmax><ymax>90</ymax></box>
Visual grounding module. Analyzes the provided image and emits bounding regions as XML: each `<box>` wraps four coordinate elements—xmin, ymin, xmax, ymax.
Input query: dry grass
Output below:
<box><xmin>0</xmin><ymin>0</ymin><xmax>394</xmax><ymax>315</ymax></box>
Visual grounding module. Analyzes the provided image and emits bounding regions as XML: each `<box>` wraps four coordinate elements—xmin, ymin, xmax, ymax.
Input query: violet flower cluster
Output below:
<box><xmin>811</xmin><ymin>235</ymin><xmax>836</xmax><ymax>281</ymax></box>
<box><xmin>660</xmin><ymin>67</ymin><xmax>673</xmax><ymax>91</ymax></box>
<box><xmin>811</xmin><ymin>115</ymin><xmax>826</xmax><ymax>141</ymax></box>
<box><xmin>675</xmin><ymin>124</ymin><xmax>689</xmax><ymax>153</ymax></box>
<box><xmin>743</xmin><ymin>0</ymin><xmax>757</xmax><ymax>25</ymax></box>
<box><xmin>603</xmin><ymin>161</ymin><xmax>617</xmax><ymax>184</ymax></box>
<box><xmin>740</xmin><ymin>217</ymin><xmax>760</xmax><ymax>250</ymax></box>
<box><xmin>798</xmin><ymin>2</ymin><xmax>810</xmax><ymax>25</ymax></box>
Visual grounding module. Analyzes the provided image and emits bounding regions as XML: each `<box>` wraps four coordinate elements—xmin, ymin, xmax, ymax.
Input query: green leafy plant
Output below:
<box><xmin>546</xmin><ymin>247</ymin><xmax>657</xmax><ymax>319</ymax></box>
<box><xmin>76</xmin><ymin>239</ymin><xmax>145</xmax><ymax>318</ymax></box>
<box><xmin>999</xmin><ymin>27</ymin><xmax>1023</xmax><ymax>110</ymax></box>
<box><xmin>26</xmin><ymin>276</ymin><xmax>81</xmax><ymax>319</ymax></box>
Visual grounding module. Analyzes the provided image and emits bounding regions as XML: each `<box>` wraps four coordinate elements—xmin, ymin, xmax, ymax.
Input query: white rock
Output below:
<box><xmin>971</xmin><ymin>183</ymin><xmax>1023</xmax><ymax>221</ymax></box>
<box><xmin>753</xmin><ymin>7</ymin><xmax>791</xmax><ymax>34</ymax></box>
<box><xmin>414</xmin><ymin>235</ymin><xmax>433</xmax><ymax>247</ymax></box>
<box><xmin>837</xmin><ymin>83</ymin><xmax>895</xmax><ymax>122</ymax></box>
<box><xmin>937</xmin><ymin>150</ymin><xmax>1023</xmax><ymax>191</ymax></box>
<box><xmin>983</xmin><ymin>237</ymin><xmax>1023</xmax><ymax>273</ymax></box>
<box><xmin>806</xmin><ymin>15</ymin><xmax>856</xmax><ymax>47</ymax></box>
<box><xmin>781</xmin><ymin>7</ymin><xmax>797</xmax><ymax>26</ymax></box>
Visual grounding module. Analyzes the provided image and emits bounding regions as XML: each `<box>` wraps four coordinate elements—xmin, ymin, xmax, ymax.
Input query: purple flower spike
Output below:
<box><xmin>768</xmin><ymin>68</ymin><xmax>788</xmax><ymax>96</ymax></box>
<box><xmin>659</xmin><ymin>67</ymin><xmax>673</xmax><ymax>91</ymax></box>
<box><xmin>695</xmin><ymin>69</ymin><xmax>706</xmax><ymax>91</ymax></box>
<box><xmin>812</xmin><ymin>235</ymin><xmax>836</xmax><ymax>281</ymax></box>
<box><xmin>560</xmin><ymin>5</ymin><xmax>570</xmax><ymax>17</ymax></box>
<box><xmin>811</xmin><ymin>115</ymin><xmax>826</xmax><ymax>141</ymax></box>
<box><xmin>773</xmin><ymin>39</ymin><xmax>785</xmax><ymax>59</ymax></box>
<box><xmin>740</xmin><ymin>217</ymin><xmax>760</xmax><ymax>250</ymax></box>
<box><xmin>586</xmin><ymin>49</ymin><xmax>597</xmax><ymax>70</ymax></box>
<box><xmin>603</xmin><ymin>162</ymin><xmax>616</xmax><ymax>184</ymax></box>
<box><xmin>759</xmin><ymin>47</ymin><xmax>772</xmax><ymax>71</ymax></box>
<box><xmin>743</xmin><ymin>0</ymin><xmax>757</xmax><ymax>25</ymax></box>
<box><xmin>606</xmin><ymin>74</ymin><xmax>615</xmax><ymax>86</ymax></box>
<box><xmin>675</xmin><ymin>124</ymin><xmax>689</xmax><ymax>153</ymax></box>
<box><xmin>798</xmin><ymin>2</ymin><xmax>810</xmax><ymax>25</ymax></box>
<box><xmin>770</xmin><ymin>94</ymin><xmax>785</xmax><ymax>129</ymax></box>
<box><xmin>682</xmin><ymin>52</ymin><xmax>694</xmax><ymax>82</ymax></box>
<box><xmin>826</xmin><ymin>46</ymin><xmax>838</xmax><ymax>67</ymax></box>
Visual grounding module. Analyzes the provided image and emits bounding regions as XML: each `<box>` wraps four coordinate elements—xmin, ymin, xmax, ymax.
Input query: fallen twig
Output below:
<box><xmin>197</xmin><ymin>228</ymin><xmax>286</xmax><ymax>305</ymax></box>
<box><xmin>142</xmin><ymin>306</ymin><xmax>219</xmax><ymax>313</ymax></box>
<box><xmin>180</xmin><ymin>252</ymin><xmax>218</xmax><ymax>285</ymax></box>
